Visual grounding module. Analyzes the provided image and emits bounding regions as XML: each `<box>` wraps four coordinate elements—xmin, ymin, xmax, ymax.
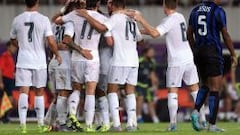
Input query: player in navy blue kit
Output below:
<box><xmin>187</xmin><ymin>0</ymin><xmax>237</xmax><ymax>132</ymax></box>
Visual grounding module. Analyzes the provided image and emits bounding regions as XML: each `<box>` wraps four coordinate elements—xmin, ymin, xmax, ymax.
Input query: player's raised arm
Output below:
<box><xmin>77</xmin><ymin>9</ymin><xmax>108</xmax><ymax>33</ymax></box>
<box><xmin>128</xmin><ymin>11</ymin><xmax>160</xmax><ymax>38</ymax></box>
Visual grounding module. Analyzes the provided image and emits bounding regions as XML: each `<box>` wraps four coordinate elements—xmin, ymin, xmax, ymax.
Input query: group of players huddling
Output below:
<box><xmin>10</xmin><ymin>0</ymin><xmax>237</xmax><ymax>133</ymax></box>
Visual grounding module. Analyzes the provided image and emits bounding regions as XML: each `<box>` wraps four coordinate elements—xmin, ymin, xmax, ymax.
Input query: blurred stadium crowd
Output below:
<box><xmin>0</xmin><ymin>0</ymin><xmax>240</xmax><ymax>6</ymax></box>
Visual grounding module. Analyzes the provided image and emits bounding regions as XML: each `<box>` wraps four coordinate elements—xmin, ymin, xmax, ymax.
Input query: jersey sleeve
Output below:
<box><xmin>104</xmin><ymin>30</ymin><xmax>112</xmax><ymax>37</ymax></box>
<box><xmin>10</xmin><ymin>18</ymin><xmax>17</xmax><ymax>39</ymax></box>
<box><xmin>44</xmin><ymin>17</ymin><xmax>54</xmax><ymax>37</ymax></box>
<box><xmin>156</xmin><ymin>17</ymin><xmax>173</xmax><ymax>36</ymax></box>
<box><xmin>188</xmin><ymin>10</ymin><xmax>194</xmax><ymax>27</ymax></box>
<box><xmin>103</xmin><ymin>15</ymin><xmax>117</xmax><ymax>31</ymax></box>
<box><xmin>64</xmin><ymin>22</ymin><xmax>74</xmax><ymax>38</ymax></box>
<box><xmin>62</xmin><ymin>12</ymin><xmax>74</xmax><ymax>23</ymax></box>
<box><xmin>216</xmin><ymin>8</ymin><xmax>227</xmax><ymax>29</ymax></box>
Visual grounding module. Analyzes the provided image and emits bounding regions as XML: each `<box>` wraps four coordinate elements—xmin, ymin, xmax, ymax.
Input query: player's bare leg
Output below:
<box><xmin>148</xmin><ymin>101</ymin><xmax>159</xmax><ymax>123</ymax></box>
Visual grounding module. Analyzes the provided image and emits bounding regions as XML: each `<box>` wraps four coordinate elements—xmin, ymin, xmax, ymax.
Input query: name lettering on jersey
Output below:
<box><xmin>197</xmin><ymin>6</ymin><xmax>211</xmax><ymax>12</ymax></box>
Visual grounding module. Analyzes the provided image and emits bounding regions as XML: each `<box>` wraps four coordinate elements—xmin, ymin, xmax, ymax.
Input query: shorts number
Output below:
<box><xmin>125</xmin><ymin>20</ymin><xmax>136</xmax><ymax>41</ymax></box>
<box><xmin>180</xmin><ymin>22</ymin><xmax>187</xmax><ymax>41</ymax></box>
<box><xmin>198</xmin><ymin>15</ymin><xmax>207</xmax><ymax>36</ymax></box>
<box><xmin>24</xmin><ymin>22</ymin><xmax>34</xmax><ymax>42</ymax></box>
<box><xmin>80</xmin><ymin>20</ymin><xmax>94</xmax><ymax>40</ymax></box>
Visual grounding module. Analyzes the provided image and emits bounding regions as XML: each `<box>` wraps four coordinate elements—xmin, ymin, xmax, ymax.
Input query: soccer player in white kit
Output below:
<box><xmin>94</xmin><ymin>0</ymin><xmax>113</xmax><ymax>132</ymax></box>
<box><xmin>129</xmin><ymin>0</ymin><xmax>206</xmax><ymax>131</ymax></box>
<box><xmin>78</xmin><ymin>0</ymin><xmax>142</xmax><ymax>131</ymax></box>
<box><xmin>55</xmin><ymin>0</ymin><xmax>112</xmax><ymax>132</ymax></box>
<box><xmin>44</xmin><ymin>1</ymin><xmax>92</xmax><ymax>132</ymax></box>
<box><xmin>10</xmin><ymin>0</ymin><xmax>62</xmax><ymax>133</ymax></box>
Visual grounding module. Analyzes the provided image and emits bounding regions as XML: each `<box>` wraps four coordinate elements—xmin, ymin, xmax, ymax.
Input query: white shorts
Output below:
<box><xmin>15</xmin><ymin>68</ymin><xmax>47</xmax><ymax>88</ymax></box>
<box><xmin>166</xmin><ymin>62</ymin><xmax>199</xmax><ymax>88</ymax></box>
<box><xmin>71</xmin><ymin>61</ymin><xmax>100</xmax><ymax>83</ymax></box>
<box><xmin>48</xmin><ymin>68</ymin><xmax>72</xmax><ymax>91</ymax></box>
<box><xmin>97</xmin><ymin>74</ymin><xmax>108</xmax><ymax>91</ymax></box>
<box><xmin>108</xmin><ymin>66</ymin><xmax>138</xmax><ymax>86</ymax></box>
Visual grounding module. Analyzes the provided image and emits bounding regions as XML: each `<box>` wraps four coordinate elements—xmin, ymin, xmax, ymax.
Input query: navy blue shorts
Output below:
<box><xmin>193</xmin><ymin>45</ymin><xmax>224</xmax><ymax>80</ymax></box>
<box><xmin>136</xmin><ymin>85</ymin><xmax>154</xmax><ymax>102</ymax></box>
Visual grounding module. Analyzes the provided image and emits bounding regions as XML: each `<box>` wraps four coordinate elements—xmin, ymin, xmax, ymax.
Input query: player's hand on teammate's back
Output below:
<box><xmin>76</xmin><ymin>9</ymin><xmax>88</xmax><ymax>18</ymax></box>
<box><xmin>231</xmin><ymin>55</ymin><xmax>238</xmax><ymax>68</ymax></box>
<box><xmin>124</xmin><ymin>9</ymin><xmax>142</xmax><ymax>22</ymax></box>
<box><xmin>80</xmin><ymin>49</ymin><xmax>93</xmax><ymax>60</ymax></box>
<box><xmin>55</xmin><ymin>55</ymin><xmax>62</xmax><ymax>65</ymax></box>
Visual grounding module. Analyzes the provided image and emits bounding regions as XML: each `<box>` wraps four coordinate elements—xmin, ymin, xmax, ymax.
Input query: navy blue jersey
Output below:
<box><xmin>138</xmin><ymin>57</ymin><xmax>156</xmax><ymax>85</ymax></box>
<box><xmin>189</xmin><ymin>1</ymin><xmax>227</xmax><ymax>54</ymax></box>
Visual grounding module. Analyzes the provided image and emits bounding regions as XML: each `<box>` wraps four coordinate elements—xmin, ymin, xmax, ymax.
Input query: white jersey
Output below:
<box><xmin>99</xmin><ymin>13</ymin><xmax>113</xmax><ymax>75</ymax></box>
<box><xmin>104</xmin><ymin>13</ymin><xmax>142</xmax><ymax>67</ymax></box>
<box><xmin>62</xmin><ymin>10</ymin><xmax>108</xmax><ymax>62</ymax></box>
<box><xmin>10</xmin><ymin>11</ymin><xmax>53</xmax><ymax>69</ymax></box>
<box><xmin>49</xmin><ymin>22</ymin><xmax>74</xmax><ymax>69</ymax></box>
<box><xmin>156</xmin><ymin>12</ymin><xmax>194</xmax><ymax>67</ymax></box>
<box><xmin>99</xmin><ymin>34</ymin><xmax>113</xmax><ymax>75</ymax></box>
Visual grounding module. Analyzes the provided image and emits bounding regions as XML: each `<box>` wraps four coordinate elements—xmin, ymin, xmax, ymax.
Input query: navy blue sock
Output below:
<box><xmin>208</xmin><ymin>91</ymin><xmax>220</xmax><ymax>125</ymax></box>
<box><xmin>195</xmin><ymin>86</ymin><xmax>209</xmax><ymax>112</ymax></box>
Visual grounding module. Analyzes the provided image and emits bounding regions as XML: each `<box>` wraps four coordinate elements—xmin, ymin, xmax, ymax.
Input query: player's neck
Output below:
<box><xmin>166</xmin><ymin>9</ymin><xmax>176</xmax><ymax>15</ymax></box>
<box><xmin>26</xmin><ymin>5</ymin><xmax>38</xmax><ymax>12</ymax></box>
<box><xmin>112</xmin><ymin>8</ymin><xmax>125</xmax><ymax>14</ymax></box>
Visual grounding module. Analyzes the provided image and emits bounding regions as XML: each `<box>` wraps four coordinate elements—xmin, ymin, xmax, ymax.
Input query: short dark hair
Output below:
<box><xmin>112</xmin><ymin>0</ymin><xmax>125</xmax><ymax>9</ymax></box>
<box><xmin>25</xmin><ymin>0</ymin><xmax>38</xmax><ymax>8</ymax></box>
<box><xmin>164</xmin><ymin>0</ymin><xmax>177</xmax><ymax>9</ymax></box>
<box><xmin>86</xmin><ymin>0</ymin><xmax>99</xmax><ymax>9</ymax></box>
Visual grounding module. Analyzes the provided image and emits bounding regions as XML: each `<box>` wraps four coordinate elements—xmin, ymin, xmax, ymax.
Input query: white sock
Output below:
<box><xmin>68</xmin><ymin>90</ymin><xmax>80</xmax><ymax>115</ymax></box>
<box><xmin>191</xmin><ymin>91</ymin><xmax>206</xmax><ymax>122</ymax></box>
<box><xmin>44</xmin><ymin>102</ymin><xmax>56</xmax><ymax>125</ymax></box>
<box><xmin>84</xmin><ymin>95</ymin><xmax>95</xmax><ymax>126</ymax></box>
<box><xmin>94</xmin><ymin>108</ymin><xmax>102</xmax><ymax>126</ymax></box>
<box><xmin>56</xmin><ymin>96</ymin><xmax>68</xmax><ymax>125</ymax></box>
<box><xmin>126</xmin><ymin>94</ymin><xmax>137</xmax><ymax>127</ymax></box>
<box><xmin>99</xmin><ymin>96</ymin><xmax>110</xmax><ymax>125</ymax></box>
<box><xmin>18</xmin><ymin>93</ymin><xmax>28</xmax><ymax>125</ymax></box>
<box><xmin>34</xmin><ymin>96</ymin><xmax>45</xmax><ymax>126</ymax></box>
<box><xmin>108</xmin><ymin>93</ymin><xmax>120</xmax><ymax>127</ymax></box>
<box><xmin>168</xmin><ymin>93</ymin><xmax>178</xmax><ymax>124</ymax></box>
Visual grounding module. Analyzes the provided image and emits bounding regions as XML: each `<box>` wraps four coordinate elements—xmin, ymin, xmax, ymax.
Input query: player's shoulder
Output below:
<box><xmin>215</xmin><ymin>5</ymin><xmax>225</xmax><ymax>13</ymax></box>
<box><xmin>88</xmin><ymin>10</ymin><xmax>107</xmax><ymax>19</ymax></box>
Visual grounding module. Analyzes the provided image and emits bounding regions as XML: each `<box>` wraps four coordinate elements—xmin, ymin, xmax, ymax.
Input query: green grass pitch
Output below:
<box><xmin>0</xmin><ymin>122</ymin><xmax>239</xmax><ymax>135</ymax></box>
